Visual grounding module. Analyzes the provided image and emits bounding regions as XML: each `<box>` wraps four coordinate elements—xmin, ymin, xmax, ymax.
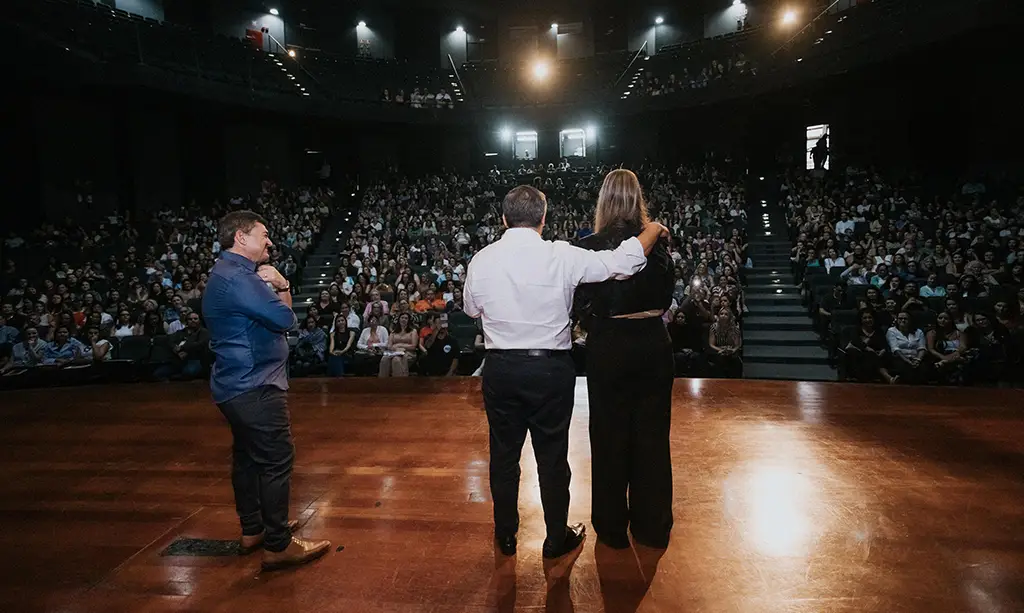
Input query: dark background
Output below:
<box><xmin>1</xmin><ymin>23</ymin><xmax>1018</xmax><ymax>228</ymax></box>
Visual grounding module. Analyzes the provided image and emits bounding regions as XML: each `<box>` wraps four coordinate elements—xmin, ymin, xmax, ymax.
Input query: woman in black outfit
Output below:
<box><xmin>574</xmin><ymin>169</ymin><xmax>675</xmax><ymax>550</ymax></box>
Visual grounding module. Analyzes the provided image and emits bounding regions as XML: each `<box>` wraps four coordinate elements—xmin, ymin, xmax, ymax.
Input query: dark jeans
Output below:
<box><xmin>482</xmin><ymin>351</ymin><xmax>576</xmax><ymax>542</ymax></box>
<box><xmin>216</xmin><ymin>385</ymin><xmax>295</xmax><ymax>552</ymax></box>
<box><xmin>586</xmin><ymin>317</ymin><xmax>674</xmax><ymax>547</ymax></box>
<box><xmin>327</xmin><ymin>354</ymin><xmax>348</xmax><ymax>377</ymax></box>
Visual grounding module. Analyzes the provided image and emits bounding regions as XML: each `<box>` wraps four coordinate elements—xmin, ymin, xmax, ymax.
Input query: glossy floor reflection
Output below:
<box><xmin>1</xmin><ymin>378</ymin><xmax>1023</xmax><ymax>612</ymax></box>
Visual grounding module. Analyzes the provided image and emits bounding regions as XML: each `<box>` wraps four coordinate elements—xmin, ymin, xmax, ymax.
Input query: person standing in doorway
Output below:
<box><xmin>204</xmin><ymin>210</ymin><xmax>330</xmax><ymax>572</ymax></box>
<box><xmin>464</xmin><ymin>185</ymin><xmax>668</xmax><ymax>560</ymax></box>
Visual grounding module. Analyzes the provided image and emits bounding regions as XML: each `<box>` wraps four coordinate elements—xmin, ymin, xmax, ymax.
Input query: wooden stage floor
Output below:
<box><xmin>2</xmin><ymin>378</ymin><xmax>1023</xmax><ymax>613</ymax></box>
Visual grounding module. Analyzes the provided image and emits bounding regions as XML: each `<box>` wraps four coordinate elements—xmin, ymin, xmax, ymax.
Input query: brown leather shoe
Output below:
<box><xmin>239</xmin><ymin>519</ymin><xmax>300</xmax><ymax>555</ymax></box>
<box><xmin>261</xmin><ymin>536</ymin><xmax>331</xmax><ymax>572</ymax></box>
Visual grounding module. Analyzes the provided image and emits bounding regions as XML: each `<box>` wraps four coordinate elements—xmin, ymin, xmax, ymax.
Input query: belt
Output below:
<box><xmin>488</xmin><ymin>349</ymin><xmax>571</xmax><ymax>357</ymax></box>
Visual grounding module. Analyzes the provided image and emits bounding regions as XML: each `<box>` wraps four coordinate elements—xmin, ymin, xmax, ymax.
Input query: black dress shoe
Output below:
<box><xmin>596</xmin><ymin>532</ymin><xmax>631</xmax><ymax>550</ymax></box>
<box><xmin>495</xmin><ymin>534</ymin><xmax>517</xmax><ymax>556</ymax></box>
<box><xmin>542</xmin><ymin>523</ymin><xmax>586</xmax><ymax>559</ymax></box>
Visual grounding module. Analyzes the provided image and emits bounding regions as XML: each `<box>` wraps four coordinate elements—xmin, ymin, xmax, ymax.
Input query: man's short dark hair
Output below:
<box><xmin>502</xmin><ymin>186</ymin><xmax>547</xmax><ymax>229</ymax></box>
<box><xmin>218</xmin><ymin>210</ymin><xmax>268</xmax><ymax>249</ymax></box>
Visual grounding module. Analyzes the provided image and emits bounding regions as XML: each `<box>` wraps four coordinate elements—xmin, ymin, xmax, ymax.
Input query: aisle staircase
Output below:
<box><xmin>742</xmin><ymin>202</ymin><xmax>837</xmax><ymax>381</ymax></box>
<box><xmin>291</xmin><ymin>209</ymin><xmax>354</xmax><ymax>322</ymax></box>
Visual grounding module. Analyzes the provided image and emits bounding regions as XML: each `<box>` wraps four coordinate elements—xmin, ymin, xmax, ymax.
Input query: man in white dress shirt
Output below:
<box><xmin>463</xmin><ymin>185</ymin><xmax>668</xmax><ymax>559</ymax></box>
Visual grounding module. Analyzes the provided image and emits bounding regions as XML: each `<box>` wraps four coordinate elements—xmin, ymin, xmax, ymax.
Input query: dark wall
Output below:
<box><xmin>128</xmin><ymin>109</ymin><xmax>181</xmax><ymax>213</ymax></box>
<box><xmin>30</xmin><ymin>95</ymin><xmax>121</xmax><ymax>223</ymax></box>
<box><xmin>10</xmin><ymin>24</ymin><xmax>1019</xmax><ymax>228</ymax></box>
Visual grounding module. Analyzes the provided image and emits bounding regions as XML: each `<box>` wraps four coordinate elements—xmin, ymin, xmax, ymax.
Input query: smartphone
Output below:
<box><xmin>440</xmin><ymin>314</ymin><xmax>449</xmax><ymax>323</ymax></box>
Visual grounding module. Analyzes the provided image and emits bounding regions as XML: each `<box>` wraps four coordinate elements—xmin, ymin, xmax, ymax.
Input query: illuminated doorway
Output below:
<box><xmin>514</xmin><ymin>131</ymin><xmax>538</xmax><ymax>160</ymax></box>
<box><xmin>559</xmin><ymin>129</ymin><xmax>586</xmax><ymax>158</ymax></box>
<box><xmin>805</xmin><ymin>124</ymin><xmax>829</xmax><ymax>170</ymax></box>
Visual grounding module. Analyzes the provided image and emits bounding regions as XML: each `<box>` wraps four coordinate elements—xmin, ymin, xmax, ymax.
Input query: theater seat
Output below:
<box><xmin>116</xmin><ymin>336</ymin><xmax>152</xmax><ymax>361</ymax></box>
<box><xmin>149</xmin><ymin>337</ymin><xmax>177</xmax><ymax>364</ymax></box>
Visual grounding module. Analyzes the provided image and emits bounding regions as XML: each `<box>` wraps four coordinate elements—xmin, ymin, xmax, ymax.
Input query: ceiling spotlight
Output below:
<box><xmin>269</xmin><ymin>8</ymin><xmax>279</xmax><ymax>16</ymax></box>
<box><xmin>532</xmin><ymin>60</ymin><xmax>550</xmax><ymax>80</ymax></box>
<box><xmin>499</xmin><ymin>127</ymin><xmax>512</xmax><ymax>141</ymax></box>
<box><xmin>733</xmin><ymin>0</ymin><xmax>743</xmax><ymax>5</ymax></box>
<box><xmin>357</xmin><ymin>20</ymin><xmax>366</xmax><ymax>27</ymax></box>
<box><xmin>551</xmin><ymin>23</ymin><xmax>558</xmax><ymax>29</ymax></box>
<box><xmin>456</xmin><ymin>25</ymin><xmax>464</xmax><ymax>33</ymax></box>
<box><xmin>655</xmin><ymin>16</ymin><xmax>664</xmax><ymax>24</ymax></box>
<box><xmin>781</xmin><ymin>10</ymin><xmax>797</xmax><ymax>25</ymax></box>
<box><xmin>288</xmin><ymin>49</ymin><xmax>296</xmax><ymax>57</ymax></box>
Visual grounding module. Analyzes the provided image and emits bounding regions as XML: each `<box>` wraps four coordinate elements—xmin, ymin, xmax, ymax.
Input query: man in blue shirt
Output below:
<box><xmin>204</xmin><ymin>210</ymin><xmax>330</xmax><ymax>572</ymax></box>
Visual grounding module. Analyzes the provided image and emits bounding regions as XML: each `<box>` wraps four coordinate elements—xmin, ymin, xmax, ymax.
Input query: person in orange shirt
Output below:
<box><xmin>413</xmin><ymin>287</ymin><xmax>447</xmax><ymax>313</ymax></box>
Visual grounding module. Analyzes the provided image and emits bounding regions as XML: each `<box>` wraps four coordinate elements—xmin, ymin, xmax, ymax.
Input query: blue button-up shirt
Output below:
<box><xmin>204</xmin><ymin>251</ymin><xmax>296</xmax><ymax>403</ymax></box>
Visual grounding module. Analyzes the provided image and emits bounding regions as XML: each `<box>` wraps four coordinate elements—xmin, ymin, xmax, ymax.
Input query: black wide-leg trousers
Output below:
<box><xmin>585</xmin><ymin>317</ymin><xmax>674</xmax><ymax>547</ymax></box>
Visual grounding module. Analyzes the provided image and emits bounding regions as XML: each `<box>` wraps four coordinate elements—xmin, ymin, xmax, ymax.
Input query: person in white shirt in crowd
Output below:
<box><xmin>356</xmin><ymin>314</ymin><xmax>389</xmax><ymax>352</ymax></box>
<box><xmin>463</xmin><ymin>184</ymin><xmax>668</xmax><ymax>561</ymax></box>
<box><xmin>823</xmin><ymin>248</ymin><xmax>846</xmax><ymax>274</ymax></box>
<box><xmin>886</xmin><ymin>311</ymin><xmax>926</xmax><ymax>384</ymax></box>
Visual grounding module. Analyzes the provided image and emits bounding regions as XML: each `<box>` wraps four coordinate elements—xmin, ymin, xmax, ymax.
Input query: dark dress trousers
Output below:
<box><xmin>574</xmin><ymin>223</ymin><xmax>675</xmax><ymax>547</ymax></box>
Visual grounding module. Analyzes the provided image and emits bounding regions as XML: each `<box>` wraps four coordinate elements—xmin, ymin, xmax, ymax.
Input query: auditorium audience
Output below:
<box><xmin>788</xmin><ymin>168</ymin><xmax>1022</xmax><ymax>385</ymax></box>
<box><xmin>0</xmin><ymin>183</ymin><xmax>333</xmax><ymax>384</ymax></box>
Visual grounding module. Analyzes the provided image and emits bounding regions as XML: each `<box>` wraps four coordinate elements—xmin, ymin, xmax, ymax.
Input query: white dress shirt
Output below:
<box><xmin>463</xmin><ymin>228</ymin><xmax>647</xmax><ymax>350</ymax></box>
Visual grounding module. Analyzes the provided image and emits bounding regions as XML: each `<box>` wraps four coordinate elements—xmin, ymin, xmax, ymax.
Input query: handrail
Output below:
<box><xmin>447</xmin><ymin>53</ymin><xmax>468</xmax><ymax>101</ymax></box>
<box><xmin>612</xmin><ymin>40</ymin><xmax>648</xmax><ymax>89</ymax></box>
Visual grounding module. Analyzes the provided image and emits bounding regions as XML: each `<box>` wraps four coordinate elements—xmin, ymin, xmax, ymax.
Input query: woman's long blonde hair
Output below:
<box><xmin>594</xmin><ymin>169</ymin><xmax>649</xmax><ymax>233</ymax></box>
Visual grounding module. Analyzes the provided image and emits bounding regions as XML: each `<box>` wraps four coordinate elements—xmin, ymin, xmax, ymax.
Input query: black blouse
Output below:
<box><xmin>573</xmin><ymin>223</ymin><xmax>674</xmax><ymax>327</ymax></box>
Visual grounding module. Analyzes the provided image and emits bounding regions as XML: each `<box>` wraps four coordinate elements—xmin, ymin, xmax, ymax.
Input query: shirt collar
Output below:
<box><xmin>221</xmin><ymin>250</ymin><xmax>259</xmax><ymax>272</ymax></box>
<box><xmin>501</xmin><ymin>228</ymin><xmax>543</xmax><ymax>243</ymax></box>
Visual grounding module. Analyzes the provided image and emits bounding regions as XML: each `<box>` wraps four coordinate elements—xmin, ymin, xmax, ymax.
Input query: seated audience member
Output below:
<box><xmin>419</xmin><ymin>317</ymin><xmax>460</xmax><ymax>376</ymax></box>
<box><xmin>900</xmin><ymin>282</ymin><xmax>927</xmax><ymax>314</ymax></box>
<box><xmin>327</xmin><ymin>314</ymin><xmax>356</xmax><ymax>377</ymax></box>
<box><xmin>357</xmin><ymin>314</ymin><xmax>389</xmax><ymax>352</ymax></box>
<box><xmin>292</xmin><ymin>316</ymin><xmax>327</xmax><ymax>376</ymax></box>
<box><xmin>413</xmin><ymin>287</ymin><xmax>446</xmax><ymax>313</ymax></box>
<box><xmin>945</xmin><ymin>298</ymin><xmax>972</xmax><ymax>331</ymax></box>
<box><xmin>886</xmin><ymin>311</ymin><xmax>926</xmax><ymax>383</ymax></box>
<box><xmin>840</xmin><ymin>263</ymin><xmax>870</xmax><ymax>285</ymax></box>
<box><xmin>920</xmin><ymin>273</ymin><xmax>946</xmax><ymax>298</ymax></box>
<box><xmin>80</xmin><ymin>326</ymin><xmax>112</xmax><ymax>363</ymax></box>
<box><xmin>10</xmin><ymin>327</ymin><xmax>46</xmax><ymax>369</ymax></box>
<box><xmin>111</xmin><ymin>310</ymin><xmax>135</xmax><ymax>338</ymax></box>
<box><xmin>143</xmin><ymin>311</ymin><xmax>167</xmax><ymax>336</ymax></box>
<box><xmin>708</xmin><ymin>307</ymin><xmax>742</xmax><ymax>378</ymax></box>
<box><xmin>362</xmin><ymin>289</ymin><xmax>390</xmax><ymax>321</ymax></box>
<box><xmin>418</xmin><ymin>313</ymin><xmax>439</xmax><ymax>352</ymax></box>
<box><xmin>926</xmin><ymin>311</ymin><xmax>969</xmax><ymax>384</ymax></box>
<box><xmin>667</xmin><ymin>309</ymin><xmax>704</xmax><ymax>376</ymax></box>
<box><xmin>42</xmin><ymin>326</ymin><xmax>86</xmax><ymax>366</ymax></box>
<box><xmin>817</xmin><ymin>283</ymin><xmax>846</xmax><ymax>336</ymax></box>
<box><xmin>365</xmin><ymin>300</ymin><xmax>391</xmax><ymax>331</ymax></box>
<box><xmin>0</xmin><ymin>313</ymin><xmax>18</xmax><ymax>345</ymax></box>
<box><xmin>964</xmin><ymin>311</ymin><xmax>1008</xmax><ymax>384</ymax></box>
<box><xmin>446</xmin><ymin>288</ymin><xmax>465</xmax><ymax>313</ymax></box>
<box><xmin>843</xmin><ymin>310</ymin><xmax>895</xmax><ymax>383</ymax></box>
<box><xmin>158</xmin><ymin>312</ymin><xmax>209</xmax><ymax>380</ymax></box>
<box><xmin>339</xmin><ymin>302</ymin><xmax>361</xmax><ymax>331</ymax></box>
<box><xmin>379</xmin><ymin>312</ymin><xmax>418</xmax><ymax>377</ymax></box>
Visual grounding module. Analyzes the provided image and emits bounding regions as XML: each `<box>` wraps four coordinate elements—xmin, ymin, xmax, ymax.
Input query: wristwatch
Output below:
<box><xmin>275</xmin><ymin>284</ymin><xmax>291</xmax><ymax>293</ymax></box>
